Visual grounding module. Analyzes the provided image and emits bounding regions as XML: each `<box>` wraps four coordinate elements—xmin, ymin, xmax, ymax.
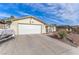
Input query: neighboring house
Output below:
<box><xmin>0</xmin><ymin>21</ymin><xmax>6</xmax><ymax>29</ymax></box>
<box><xmin>47</xmin><ymin>24</ymin><xmax>56</xmax><ymax>33</ymax></box>
<box><xmin>56</xmin><ymin>25</ymin><xmax>72</xmax><ymax>32</ymax></box>
<box><xmin>0</xmin><ymin>16</ymin><xmax>14</xmax><ymax>29</ymax></box>
<box><xmin>10</xmin><ymin>16</ymin><xmax>56</xmax><ymax>35</ymax></box>
<box><xmin>0</xmin><ymin>21</ymin><xmax>12</xmax><ymax>29</ymax></box>
<box><xmin>71</xmin><ymin>26</ymin><xmax>79</xmax><ymax>33</ymax></box>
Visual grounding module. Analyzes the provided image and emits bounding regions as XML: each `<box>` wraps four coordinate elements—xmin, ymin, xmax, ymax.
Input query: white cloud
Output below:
<box><xmin>0</xmin><ymin>3</ymin><xmax>79</xmax><ymax>25</ymax></box>
<box><xmin>26</xmin><ymin>3</ymin><xmax>79</xmax><ymax>25</ymax></box>
<box><xmin>18</xmin><ymin>11</ymin><xmax>31</xmax><ymax>16</ymax></box>
<box><xmin>0</xmin><ymin>13</ymin><xmax>11</xmax><ymax>18</ymax></box>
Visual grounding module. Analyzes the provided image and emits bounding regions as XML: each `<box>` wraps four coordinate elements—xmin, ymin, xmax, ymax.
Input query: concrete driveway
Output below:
<box><xmin>0</xmin><ymin>34</ymin><xmax>79</xmax><ymax>55</ymax></box>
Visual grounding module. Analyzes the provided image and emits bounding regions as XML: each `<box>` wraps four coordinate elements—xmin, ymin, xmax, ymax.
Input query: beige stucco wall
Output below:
<box><xmin>48</xmin><ymin>26</ymin><xmax>56</xmax><ymax>33</ymax></box>
<box><xmin>0</xmin><ymin>24</ymin><xmax>5</xmax><ymax>29</ymax></box>
<box><xmin>10</xmin><ymin>17</ymin><xmax>46</xmax><ymax>35</ymax></box>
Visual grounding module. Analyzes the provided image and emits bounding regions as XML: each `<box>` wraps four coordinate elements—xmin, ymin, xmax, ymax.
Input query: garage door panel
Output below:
<box><xmin>18</xmin><ymin>24</ymin><xmax>41</xmax><ymax>34</ymax></box>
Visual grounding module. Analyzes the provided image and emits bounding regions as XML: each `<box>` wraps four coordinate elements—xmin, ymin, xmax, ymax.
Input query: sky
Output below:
<box><xmin>0</xmin><ymin>3</ymin><xmax>79</xmax><ymax>25</ymax></box>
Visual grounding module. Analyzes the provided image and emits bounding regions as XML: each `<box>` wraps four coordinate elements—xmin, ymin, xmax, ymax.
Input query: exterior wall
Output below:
<box><xmin>57</xmin><ymin>28</ymin><xmax>72</xmax><ymax>32</ymax></box>
<box><xmin>0</xmin><ymin>24</ymin><xmax>12</xmax><ymax>29</ymax></box>
<box><xmin>31</xmin><ymin>18</ymin><xmax>46</xmax><ymax>33</ymax></box>
<box><xmin>31</xmin><ymin>18</ymin><xmax>43</xmax><ymax>24</ymax></box>
<box><xmin>0</xmin><ymin>24</ymin><xmax>5</xmax><ymax>29</ymax></box>
<box><xmin>10</xmin><ymin>17</ymin><xmax>46</xmax><ymax>35</ymax></box>
<box><xmin>10</xmin><ymin>22</ymin><xmax>18</xmax><ymax>34</ymax></box>
<box><xmin>48</xmin><ymin>26</ymin><xmax>56</xmax><ymax>33</ymax></box>
<box><xmin>15</xmin><ymin>18</ymin><xmax>30</xmax><ymax>24</ymax></box>
<box><xmin>53</xmin><ymin>26</ymin><xmax>56</xmax><ymax>31</ymax></box>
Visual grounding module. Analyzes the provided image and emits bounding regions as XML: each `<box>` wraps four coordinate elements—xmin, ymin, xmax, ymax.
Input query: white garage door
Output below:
<box><xmin>18</xmin><ymin>24</ymin><xmax>42</xmax><ymax>35</ymax></box>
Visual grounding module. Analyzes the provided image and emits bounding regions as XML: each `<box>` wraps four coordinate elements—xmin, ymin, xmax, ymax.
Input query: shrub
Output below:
<box><xmin>58</xmin><ymin>31</ymin><xmax>67</xmax><ymax>39</ymax></box>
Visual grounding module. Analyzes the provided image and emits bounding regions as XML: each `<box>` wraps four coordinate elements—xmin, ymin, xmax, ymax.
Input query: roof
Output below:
<box><xmin>57</xmin><ymin>25</ymin><xmax>72</xmax><ymax>29</ymax></box>
<box><xmin>0</xmin><ymin>21</ymin><xmax>6</xmax><ymax>24</ymax></box>
<box><xmin>2</xmin><ymin>16</ymin><xmax>56</xmax><ymax>26</ymax></box>
<box><xmin>13</xmin><ymin>16</ymin><xmax>47</xmax><ymax>25</ymax></box>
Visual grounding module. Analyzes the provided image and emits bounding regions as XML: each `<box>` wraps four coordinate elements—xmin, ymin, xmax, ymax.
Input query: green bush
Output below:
<box><xmin>58</xmin><ymin>31</ymin><xmax>67</xmax><ymax>39</ymax></box>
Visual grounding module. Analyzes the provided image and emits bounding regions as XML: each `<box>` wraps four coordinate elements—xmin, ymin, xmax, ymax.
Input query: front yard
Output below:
<box><xmin>47</xmin><ymin>31</ymin><xmax>79</xmax><ymax>47</ymax></box>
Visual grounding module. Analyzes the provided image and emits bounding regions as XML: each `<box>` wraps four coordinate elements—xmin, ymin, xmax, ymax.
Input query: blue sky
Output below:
<box><xmin>0</xmin><ymin>3</ymin><xmax>79</xmax><ymax>25</ymax></box>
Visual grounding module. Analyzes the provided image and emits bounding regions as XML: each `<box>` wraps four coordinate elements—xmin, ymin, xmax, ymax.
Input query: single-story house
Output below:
<box><xmin>71</xmin><ymin>26</ymin><xmax>79</xmax><ymax>33</ymax></box>
<box><xmin>0</xmin><ymin>21</ymin><xmax>6</xmax><ymax>29</ymax></box>
<box><xmin>10</xmin><ymin>16</ymin><xmax>56</xmax><ymax>35</ymax></box>
<box><xmin>56</xmin><ymin>25</ymin><xmax>72</xmax><ymax>32</ymax></box>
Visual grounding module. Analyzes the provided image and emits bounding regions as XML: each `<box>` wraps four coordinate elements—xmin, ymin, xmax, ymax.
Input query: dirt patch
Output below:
<box><xmin>47</xmin><ymin>32</ymin><xmax>79</xmax><ymax>47</ymax></box>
